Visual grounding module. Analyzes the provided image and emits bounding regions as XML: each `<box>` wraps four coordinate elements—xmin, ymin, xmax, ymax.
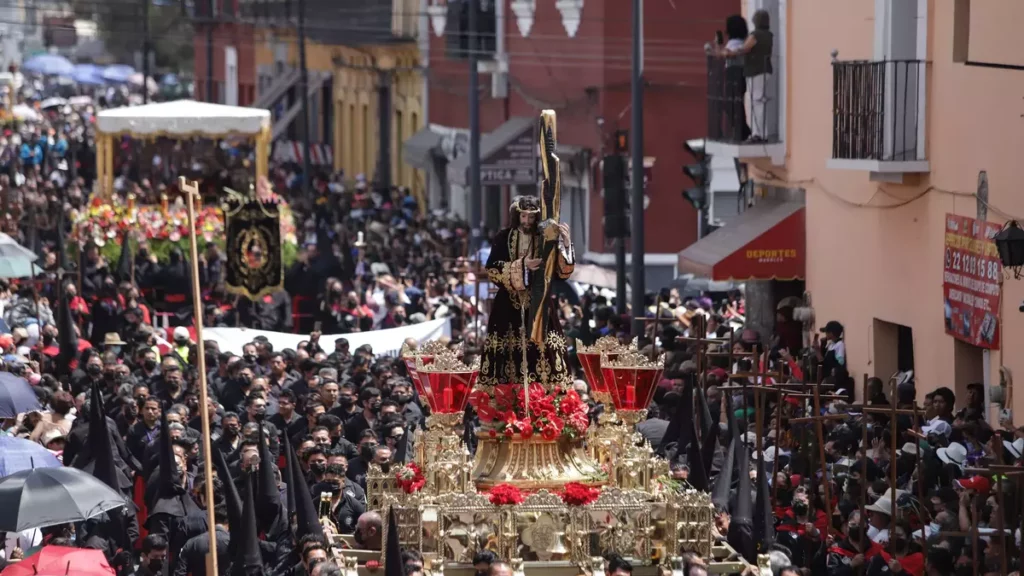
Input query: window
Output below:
<box><xmin>362</xmin><ymin>104</ymin><xmax>370</xmax><ymax>176</ymax></box>
<box><xmin>874</xmin><ymin>0</ymin><xmax>926</xmax><ymax>161</ymax></box>
<box><xmin>395</xmin><ymin>109</ymin><xmax>403</xmax><ymax>185</ymax></box>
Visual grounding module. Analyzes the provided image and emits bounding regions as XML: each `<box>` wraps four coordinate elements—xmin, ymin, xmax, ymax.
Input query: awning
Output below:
<box><xmin>402</xmin><ymin>126</ymin><xmax>443</xmax><ymax>170</ymax></box>
<box><xmin>677</xmin><ymin>200</ymin><xmax>805</xmax><ymax>281</ymax></box>
<box><xmin>448</xmin><ymin>116</ymin><xmax>536</xmax><ymax>186</ymax></box>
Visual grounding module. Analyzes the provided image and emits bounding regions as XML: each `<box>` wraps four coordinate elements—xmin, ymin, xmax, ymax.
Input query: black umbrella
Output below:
<box><xmin>0</xmin><ymin>373</ymin><xmax>40</xmax><ymax>418</ymax></box>
<box><xmin>0</xmin><ymin>467</ymin><xmax>126</xmax><ymax>531</ymax></box>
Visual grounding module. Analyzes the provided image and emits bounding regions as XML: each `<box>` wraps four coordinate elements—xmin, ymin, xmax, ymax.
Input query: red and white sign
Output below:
<box><xmin>942</xmin><ymin>214</ymin><xmax>1001</xmax><ymax>349</ymax></box>
<box><xmin>272</xmin><ymin>141</ymin><xmax>334</xmax><ymax>167</ymax></box>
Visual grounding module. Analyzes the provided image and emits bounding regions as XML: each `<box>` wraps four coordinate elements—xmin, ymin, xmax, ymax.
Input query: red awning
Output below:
<box><xmin>677</xmin><ymin>200</ymin><xmax>805</xmax><ymax>281</ymax></box>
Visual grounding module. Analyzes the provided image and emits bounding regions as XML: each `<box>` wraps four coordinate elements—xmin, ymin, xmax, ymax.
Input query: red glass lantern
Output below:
<box><xmin>414</xmin><ymin>351</ymin><xmax>479</xmax><ymax>414</ymax></box>
<box><xmin>401</xmin><ymin>341</ymin><xmax>462</xmax><ymax>400</ymax></box>
<box><xmin>576</xmin><ymin>336</ymin><xmax>625</xmax><ymax>394</ymax></box>
<box><xmin>600</xmin><ymin>351</ymin><xmax>664</xmax><ymax>412</ymax></box>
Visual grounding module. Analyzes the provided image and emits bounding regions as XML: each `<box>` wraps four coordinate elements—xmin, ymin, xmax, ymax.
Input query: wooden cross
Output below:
<box><xmin>860</xmin><ymin>374</ymin><xmax>921</xmax><ymax>523</ymax></box>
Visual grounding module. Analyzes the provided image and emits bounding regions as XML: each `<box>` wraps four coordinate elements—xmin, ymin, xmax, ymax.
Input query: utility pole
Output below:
<box><xmin>142</xmin><ymin>0</ymin><xmax>150</xmax><ymax>104</ymax></box>
<box><xmin>377</xmin><ymin>69</ymin><xmax>392</xmax><ymax>190</ymax></box>
<box><xmin>205</xmin><ymin>0</ymin><xmax>214</xmax><ymax>103</ymax></box>
<box><xmin>297</xmin><ymin>0</ymin><xmax>312</xmax><ymax>196</ymax></box>
<box><xmin>629</xmin><ymin>0</ymin><xmax>645</xmax><ymax>336</ymax></box>
<box><xmin>468</xmin><ymin>0</ymin><xmax>482</xmax><ymax>249</ymax></box>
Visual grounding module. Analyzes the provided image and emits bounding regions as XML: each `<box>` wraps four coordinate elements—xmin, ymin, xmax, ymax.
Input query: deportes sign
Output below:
<box><xmin>943</xmin><ymin>214</ymin><xmax>1001</xmax><ymax>349</ymax></box>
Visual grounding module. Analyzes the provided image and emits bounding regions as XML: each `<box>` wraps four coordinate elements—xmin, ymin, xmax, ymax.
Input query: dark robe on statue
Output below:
<box><xmin>482</xmin><ymin>226</ymin><xmax>575</xmax><ymax>388</ymax></box>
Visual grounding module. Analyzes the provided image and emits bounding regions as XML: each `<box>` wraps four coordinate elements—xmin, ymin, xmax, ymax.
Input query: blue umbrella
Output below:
<box><xmin>0</xmin><ymin>372</ymin><xmax>41</xmax><ymax>418</ymax></box>
<box><xmin>0</xmin><ymin>436</ymin><xmax>61</xmax><ymax>478</ymax></box>
<box><xmin>72</xmin><ymin>63</ymin><xmax>105</xmax><ymax>86</ymax></box>
<box><xmin>101</xmin><ymin>64</ymin><xmax>135</xmax><ymax>83</ymax></box>
<box><xmin>22</xmin><ymin>54</ymin><xmax>75</xmax><ymax>77</ymax></box>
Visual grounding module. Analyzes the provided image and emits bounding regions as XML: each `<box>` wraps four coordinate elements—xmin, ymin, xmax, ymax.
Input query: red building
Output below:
<box><xmin>192</xmin><ymin>0</ymin><xmax>258</xmax><ymax>106</ymax></box>
<box><xmin>414</xmin><ymin>0</ymin><xmax>738</xmax><ymax>286</ymax></box>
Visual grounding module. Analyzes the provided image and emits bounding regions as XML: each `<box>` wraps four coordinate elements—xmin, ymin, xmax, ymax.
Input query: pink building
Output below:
<box><xmin>696</xmin><ymin>0</ymin><xmax>1024</xmax><ymax>419</ymax></box>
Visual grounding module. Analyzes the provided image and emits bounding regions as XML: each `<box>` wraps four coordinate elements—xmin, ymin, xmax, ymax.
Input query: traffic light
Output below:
<box><xmin>682</xmin><ymin>138</ymin><xmax>708</xmax><ymax>211</ymax></box>
<box><xmin>603</xmin><ymin>155</ymin><xmax>629</xmax><ymax>238</ymax></box>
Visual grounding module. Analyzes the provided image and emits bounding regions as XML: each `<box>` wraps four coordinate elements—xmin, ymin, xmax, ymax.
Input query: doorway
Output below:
<box><xmin>872</xmin><ymin>318</ymin><xmax>915</xmax><ymax>383</ymax></box>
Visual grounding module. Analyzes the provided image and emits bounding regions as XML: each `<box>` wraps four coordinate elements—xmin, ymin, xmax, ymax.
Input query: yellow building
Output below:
<box><xmin>251</xmin><ymin>0</ymin><xmax>424</xmax><ymax>197</ymax></box>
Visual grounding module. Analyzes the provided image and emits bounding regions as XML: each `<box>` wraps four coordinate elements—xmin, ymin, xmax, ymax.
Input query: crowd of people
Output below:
<box><xmin>0</xmin><ymin>70</ymin><xmax>1022</xmax><ymax>576</ymax></box>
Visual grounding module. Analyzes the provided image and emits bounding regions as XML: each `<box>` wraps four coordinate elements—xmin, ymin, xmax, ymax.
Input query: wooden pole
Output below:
<box><xmin>994</xmin><ymin>442</ymin><xmax>1008</xmax><ymax>576</ymax></box>
<box><xmin>889</xmin><ymin>375</ymin><xmax>898</xmax><ymax>524</ymax></box>
<box><xmin>771</xmin><ymin>388</ymin><xmax>784</xmax><ymax>506</ymax></box>
<box><xmin>912</xmin><ymin>401</ymin><xmax>927</xmax><ymax>560</ymax></box>
<box><xmin>811</xmin><ymin>364</ymin><xmax>834</xmax><ymax>532</ymax></box>
<box><xmin>860</xmin><ymin>374</ymin><xmax>869</xmax><ymax>549</ymax></box>
<box><xmin>180</xmin><ymin>176</ymin><xmax>218</xmax><ymax>576</ymax></box>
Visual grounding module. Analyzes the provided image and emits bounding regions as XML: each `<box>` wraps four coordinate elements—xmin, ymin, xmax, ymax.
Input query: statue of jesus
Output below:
<box><xmin>480</xmin><ymin>195</ymin><xmax>575</xmax><ymax>389</ymax></box>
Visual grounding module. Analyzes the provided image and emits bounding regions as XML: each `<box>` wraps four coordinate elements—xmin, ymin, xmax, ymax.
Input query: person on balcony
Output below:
<box><xmin>715</xmin><ymin>10</ymin><xmax>774</xmax><ymax>143</ymax></box>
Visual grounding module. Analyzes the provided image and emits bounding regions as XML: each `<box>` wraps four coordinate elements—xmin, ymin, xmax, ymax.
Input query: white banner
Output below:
<box><xmin>203</xmin><ymin>318</ymin><xmax>451</xmax><ymax>357</ymax></box>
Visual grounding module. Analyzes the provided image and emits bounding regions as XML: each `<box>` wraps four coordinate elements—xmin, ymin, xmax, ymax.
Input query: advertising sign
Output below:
<box><xmin>942</xmin><ymin>214</ymin><xmax>1001</xmax><ymax>349</ymax></box>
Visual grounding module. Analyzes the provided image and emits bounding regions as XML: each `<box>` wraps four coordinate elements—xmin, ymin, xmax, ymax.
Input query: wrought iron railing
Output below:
<box><xmin>706</xmin><ymin>54</ymin><xmax>780</xmax><ymax>144</ymax></box>
<box><xmin>831</xmin><ymin>59</ymin><xmax>926</xmax><ymax>162</ymax></box>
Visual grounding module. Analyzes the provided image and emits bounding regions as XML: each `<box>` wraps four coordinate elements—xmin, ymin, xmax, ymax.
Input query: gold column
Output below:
<box><xmin>105</xmin><ymin>134</ymin><xmax>115</xmax><ymax>200</ymax></box>
<box><xmin>255</xmin><ymin>125</ymin><xmax>270</xmax><ymax>181</ymax></box>
<box><xmin>96</xmin><ymin>134</ymin><xmax>109</xmax><ymax>199</ymax></box>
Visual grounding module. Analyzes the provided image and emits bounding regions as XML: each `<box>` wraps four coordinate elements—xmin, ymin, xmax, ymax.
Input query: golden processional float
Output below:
<box><xmin>326</xmin><ymin>111</ymin><xmax>760</xmax><ymax>576</ymax></box>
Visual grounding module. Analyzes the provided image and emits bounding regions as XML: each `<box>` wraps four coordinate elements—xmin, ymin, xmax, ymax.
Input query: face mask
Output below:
<box><xmin>370</xmin><ymin>401</ymin><xmax>382</xmax><ymax>413</ymax></box>
<box><xmin>310</xmin><ymin>462</ymin><xmax>327</xmax><ymax>475</ymax></box>
<box><xmin>244</xmin><ymin>354</ymin><xmax>257</xmax><ymax>363</ymax></box>
<box><xmin>393</xmin><ymin>394</ymin><xmax>413</xmax><ymax>405</ymax></box>
<box><xmin>927</xmin><ymin>522</ymin><xmax>941</xmax><ymax>536</ymax></box>
<box><xmin>224</xmin><ymin>427</ymin><xmax>239</xmax><ymax>438</ymax></box>
<box><xmin>360</xmin><ymin>445</ymin><xmax>376</xmax><ymax>461</ymax></box>
<box><xmin>174</xmin><ymin>337</ymin><xmax>189</xmax><ymax>346</ymax></box>
<box><xmin>847</xmin><ymin>526</ymin><xmax>862</xmax><ymax>543</ymax></box>
<box><xmin>340</xmin><ymin>396</ymin><xmax>356</xmax><ymax>407</ymax></box>
<box><xmin>87</xmin><ymin>364</ymin><xmax>102</xmax><ymax>376</ymax></box>
<box><xmin>792</xmin><ymin>502</ymin><xmax>808</xmax><ymax>517</ymax></box>
<box><xmin>144</xmin><ymin>359</ymin><xmax>157</xmax><ymax>371</ymax></box>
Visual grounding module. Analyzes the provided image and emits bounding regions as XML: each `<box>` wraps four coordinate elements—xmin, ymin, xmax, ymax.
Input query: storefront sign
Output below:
<box><xmin>943</xmin><ymin>214</ymin><xmax>1001</xmax><ymax>349</ymax></box>
<box><xmin>480</xmin><ymin>129</ymin><xmax>537</xmax><ymax>186</ymax></box>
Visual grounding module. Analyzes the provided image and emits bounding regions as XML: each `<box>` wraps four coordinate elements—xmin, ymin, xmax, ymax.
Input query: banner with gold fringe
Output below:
<box><xmin>223</xmin><ymin>189</ymin><xmax>284</xmax><ymax>300</ymax></box>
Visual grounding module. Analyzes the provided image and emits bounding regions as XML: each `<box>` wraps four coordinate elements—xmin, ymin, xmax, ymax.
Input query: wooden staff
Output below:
<box><xmin>860</xmin><ymin>373</ymin><xmax>869</xmax><ymax>546</ymax></box>
<box><xmin>751</xmin><ymin>385</ymin><xmax>787</xmax><ymax>506</ymax></box>
<box><xmin>911</xmin><ymin>401</ymin><xmax>927</xmax><ymax>561</ymax></box>
<box><xmin>180</xmin><ymin>176</ymin><xmax>219</xmax><ymax>576</ymax></box>
<box><xmin>810</xmin><ymin>364</ymin><xmax>834</xmax><ymax>532</ymax></box>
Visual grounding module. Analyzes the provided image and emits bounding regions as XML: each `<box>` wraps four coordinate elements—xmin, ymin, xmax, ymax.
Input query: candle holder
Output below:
<box><xmin>576</xmin><ymin>335</ymin><xmax>626</xmax><ymax>408</ymax></box>
<box><xmin>400</xmin><ymin>340</ymin><xmax>463</xmax><ymax>401</ymax></box>
<box><xmin>600</xmin><ymin>350</ymin><xmax>665</xmax><ymax>432</ymax></box>
<box><xmin>414</xmin><ymin>351</ymin><xmax>479</xmax><ymax>494</ymax></box>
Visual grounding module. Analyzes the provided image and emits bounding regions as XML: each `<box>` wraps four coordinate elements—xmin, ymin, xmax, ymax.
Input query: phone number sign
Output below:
<box><xmin>942</xmin><ymin>214</ymin><xmax>1001</xmax><ymax>349</ymax></box>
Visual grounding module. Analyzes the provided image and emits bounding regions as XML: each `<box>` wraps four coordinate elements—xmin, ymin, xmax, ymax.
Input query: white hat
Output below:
<box><xmin>937</xmin><ymin>442</ymin><xmax>968</xmax><ymax>466</ymax></box>
<box><xmin>865</xmin><ymin>496</ymin><xmax>895</xmax><ymax>516</ymax></box>
<box><xmin>898</xmin><ymin>442</ymin><xmax>918</xmax><ymax>456</ymax></box>
<box><xmin>1003</xmin><ymin>438</ymin><xmax>1024</xmax><ymax>459</ymax></box>
<box><xmin>172</xmin><ymin>326</ymin><xmax>190</xmax><ymax>341</ymax></box>
<box><xmin>922</xmin><ymin>420</ymin><xmax>953</xmax><ymax>437</ymax></box>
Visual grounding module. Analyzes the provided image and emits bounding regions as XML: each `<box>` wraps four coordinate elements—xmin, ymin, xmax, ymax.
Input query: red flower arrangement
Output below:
<box><xmin>469</xmin><ymin>383</ymin><xmax>590</xmax><ymax>441</ymax></box>
<box><xmin>394</xmin><ymin>462</ymin><xmax>426</xmax><ymax>494</ymax></box>
<box><xmin>365</xmin><ymin>560</ymin><xmax>381</xmax><ymax>571</ymax></box>
<box><xmin>560</xmin><ymin>482</ymin><xmax>601</xmax><ymax>506</ymax></box>
<box><xmin>488</xmin><ymin>483</ymin><xmax>525</xmax><ymax>506</ymax></box>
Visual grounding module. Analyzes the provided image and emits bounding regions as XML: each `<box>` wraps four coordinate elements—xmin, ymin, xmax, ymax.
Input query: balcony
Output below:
<box><xmin>827</xmin><ymin>59</ymin><xmax>929</xmax><ymax>180</ymax></box>
<box><xmin>705</xmin><ymin>54</ymin><xmax>785</xmax><ymax>164</ymax></box>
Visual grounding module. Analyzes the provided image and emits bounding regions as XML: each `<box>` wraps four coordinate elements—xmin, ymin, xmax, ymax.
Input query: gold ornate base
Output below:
<box><xmin>473</xmin><ymin>433</ymin><xmax>604</xmax><ymax>490</ymax></box>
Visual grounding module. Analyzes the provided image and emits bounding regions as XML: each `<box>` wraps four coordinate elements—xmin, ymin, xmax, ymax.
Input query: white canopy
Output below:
<box><xmin>96</xmin><ymin>100</ymin><xmax>271</xmax><ymax>137</ymax></box>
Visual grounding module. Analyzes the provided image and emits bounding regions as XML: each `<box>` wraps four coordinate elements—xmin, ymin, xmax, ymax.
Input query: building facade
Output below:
<box><xmin>411</xmin><ymin>0</ymin><xmax>738</xmax><ymax>286</ymax></box>
<box><xmin>195</xmin><ymin>0</ymin><xmax>425</xmax><ymax>199</ymax></box>
<box><xmin>692</xmin><ymin>0</ymin><xmax>1023</xmax><ymax>418</ymax></box>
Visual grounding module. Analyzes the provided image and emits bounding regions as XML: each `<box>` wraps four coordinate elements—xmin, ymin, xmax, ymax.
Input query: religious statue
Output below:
<box><xmin>481</xmin><ymin>111</ymin><xmax>575</xmax><ymax>390</ymax></box>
